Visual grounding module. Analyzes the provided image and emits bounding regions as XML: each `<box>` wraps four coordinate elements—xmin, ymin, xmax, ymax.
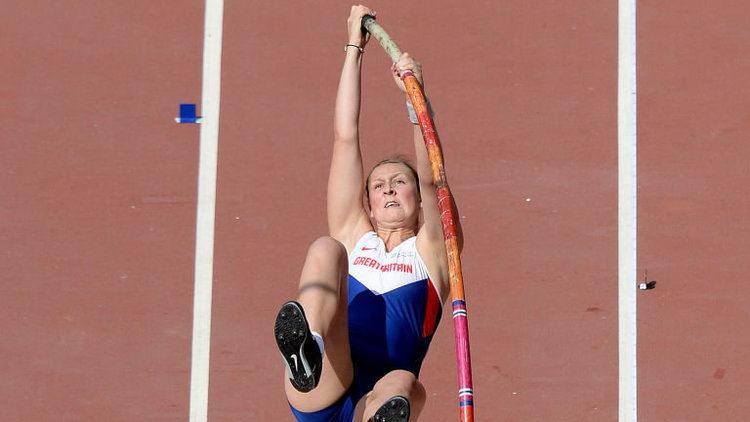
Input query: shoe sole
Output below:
<box><xmin>369</xmin><ymin>395</ymin><xmax>410</xmax><ymax>422</ymax></box>
<box><xmin>274</xmin><ymin>301</ymin><xmax>321</xmax><ymax>392</ymax></box>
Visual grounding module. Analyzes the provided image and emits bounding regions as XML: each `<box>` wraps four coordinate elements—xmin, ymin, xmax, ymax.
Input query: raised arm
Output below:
<box><xmin>412</xmin><ymin>122</ymin><xmax>464</xmax><ymax>252</ymax></box>
<box><xmin>391</xmin><ymin>53</ymin><xmax>463</xmax><ymax>293</ymax></box>
<box><xmin>327</xmin><ymin>6</ymin><xmax>376</xmax><ymax>250</ymax></box>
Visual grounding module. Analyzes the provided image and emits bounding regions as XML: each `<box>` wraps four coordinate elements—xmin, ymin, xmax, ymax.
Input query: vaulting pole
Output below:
<box><xmin>363</xmin><ymin>16</ymin><xmax>475</xmax><ymax>422</ymax></box>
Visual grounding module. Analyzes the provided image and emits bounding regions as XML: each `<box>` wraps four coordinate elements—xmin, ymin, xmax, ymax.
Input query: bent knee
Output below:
<box><xmin>372</xmin><ymin>370</ymin><xmax>425</xmax><ymax>403</ymax></box>
<box><xmin>307</xmin><ymin>236</ymin><xmax>348</xmax><ymax>261</ymax></box>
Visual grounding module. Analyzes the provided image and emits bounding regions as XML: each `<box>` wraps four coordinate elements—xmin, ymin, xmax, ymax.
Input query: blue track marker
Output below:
<box><xmin>176</xmin><ymin>103</ymin><xmax>203</xmax><ymax>123</ymax></box>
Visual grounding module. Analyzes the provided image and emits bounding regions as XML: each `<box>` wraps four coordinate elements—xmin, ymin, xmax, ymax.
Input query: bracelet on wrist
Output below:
<box><xmin>344</xmin><ymin>44</ymin><xmax>364</xmax><ymax>54</ymax></box>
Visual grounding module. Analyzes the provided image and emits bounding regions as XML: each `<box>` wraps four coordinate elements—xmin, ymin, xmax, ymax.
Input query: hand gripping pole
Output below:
<box><xmin>362</xmin><ymin>15</ymin><xmax>475</xmax><ymax>422</ymax></box>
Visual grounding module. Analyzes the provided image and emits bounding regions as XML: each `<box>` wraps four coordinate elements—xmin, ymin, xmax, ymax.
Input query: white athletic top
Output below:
<box><xmin>348</xmin><ymin>231</ymin><xmax>442</xmax><ymax>299</ymax></box>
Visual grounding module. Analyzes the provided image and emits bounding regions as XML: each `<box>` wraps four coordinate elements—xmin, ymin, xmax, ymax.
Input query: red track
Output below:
<box><xmin>3</xmin><ymin>1</ymin><xmax>749</xmax><ymax>420</ymax></box>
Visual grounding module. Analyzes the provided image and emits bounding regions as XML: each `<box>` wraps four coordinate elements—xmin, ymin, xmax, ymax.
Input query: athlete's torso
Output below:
<box><xmin>347</xmin><ymin>232</ymin><xmax>442</xmax><ymax>384</ymax></box>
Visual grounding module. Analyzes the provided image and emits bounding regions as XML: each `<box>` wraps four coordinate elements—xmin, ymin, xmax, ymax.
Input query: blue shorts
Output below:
<box><xmin>288</xmin><ymin>387</ymin><xmax>358</xmax><ymax>422</ymax></box>
<box><xmin>288</xmin><ymin>368</ymin><xmax>385</xmax><ymax>422</ymax></box>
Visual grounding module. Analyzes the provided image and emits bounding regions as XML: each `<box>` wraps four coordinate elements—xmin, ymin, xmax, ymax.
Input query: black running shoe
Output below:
<box><xmin>369</xmin><ymin>396</ymin><xmax>410</xmax><ymax>422</ymax></box>
<box><xmin>274</xmin><ymin>301</ymin><xmax>322</xmax><ymax>392</ymax></box>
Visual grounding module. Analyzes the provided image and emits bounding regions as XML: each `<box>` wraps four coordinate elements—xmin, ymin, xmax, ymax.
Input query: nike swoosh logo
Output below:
<box><xmin>361</xmin><ymin>247</ymin><xmax>377</xmax><ymax>251</ymax></box>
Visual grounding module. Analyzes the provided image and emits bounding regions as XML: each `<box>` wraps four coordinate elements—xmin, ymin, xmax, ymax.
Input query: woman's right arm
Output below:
<box><xmin>327</xmin><ymin>5</ymin><xmax>375</xmax><ymax>250</ymax></box>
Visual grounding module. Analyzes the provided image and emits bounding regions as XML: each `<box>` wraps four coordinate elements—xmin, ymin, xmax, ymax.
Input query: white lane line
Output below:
<box><xmin>618</xmin><ymin>0</ymin><xmax>637</xmax><ymax>421</ymax></box>
<box><xmin>189</xmin><ymin>1</ymin><xmax>224</xmax><ymax>421</ymax></box>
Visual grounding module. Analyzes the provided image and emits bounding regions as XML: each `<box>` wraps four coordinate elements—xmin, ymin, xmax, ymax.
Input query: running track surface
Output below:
<box><xmin>3</xmin><ymin>1</ymin><xmax>749</xmax><ymax>420</ymax></box>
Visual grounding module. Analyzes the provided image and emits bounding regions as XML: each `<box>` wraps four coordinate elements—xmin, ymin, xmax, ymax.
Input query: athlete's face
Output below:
<box><xmin>368</xmin><ymin>163</ymin><xmax>421</xmax><ymax>229</ymax></box>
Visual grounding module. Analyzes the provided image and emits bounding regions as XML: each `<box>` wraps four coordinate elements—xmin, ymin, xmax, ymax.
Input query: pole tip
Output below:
<box><xmin>361</xmin><ymin>14</ymin><xmax>376</xmax><ymax>30</ymax></box>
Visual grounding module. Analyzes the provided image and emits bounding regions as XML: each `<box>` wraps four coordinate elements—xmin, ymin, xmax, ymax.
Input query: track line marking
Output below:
<box><xmin>618</xmin><ymin>0</ymin><xmax>637</xmax><ymax>421</ymax></box>
<box><xmin>189</xmin><ymin>1</ymin><xmax>224</xmax><ymax>421</ymax></box>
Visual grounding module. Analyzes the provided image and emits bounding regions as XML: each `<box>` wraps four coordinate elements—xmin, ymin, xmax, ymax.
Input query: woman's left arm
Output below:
<box><xmin>412</xmin><ymin>124</ymin><xmax>464</xmax><ymax>255</ymax></box>
<box><xmin>391</xmin><ymin>54</ymin><xmax>463</xmax><ymax>288</ymax></box>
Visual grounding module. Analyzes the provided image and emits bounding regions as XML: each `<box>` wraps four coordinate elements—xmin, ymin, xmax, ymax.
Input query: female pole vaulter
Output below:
<box><xmin>274</xmin><ymin>5</ymin><xmax>462</xmax><ymax>421</ymax></box>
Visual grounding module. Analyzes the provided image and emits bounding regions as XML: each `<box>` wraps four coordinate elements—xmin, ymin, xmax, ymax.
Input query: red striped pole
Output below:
<box><xmin>363</xmin><ymin>16</ymin><xmax>475</xmax><ymax>422</ymax></box>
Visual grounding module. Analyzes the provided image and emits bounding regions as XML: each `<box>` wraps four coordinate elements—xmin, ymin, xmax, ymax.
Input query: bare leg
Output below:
<box><xmin>283</xmin><ymin>236</ymin><xmax>353</xmax><ymax>412</ymax></box>
<box><xmin>353</xmin><ymin>370</ymin><xmax>427</xmax><ymax>421</ymax></box>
